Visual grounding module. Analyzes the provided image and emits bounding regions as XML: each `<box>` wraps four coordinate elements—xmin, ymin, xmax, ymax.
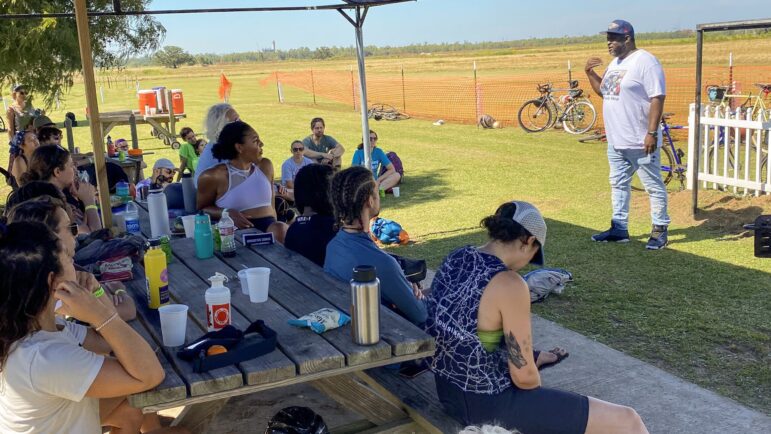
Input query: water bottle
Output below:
<box><xmin>116</xmin><ymin>181</ymin><xmax>130</xmax><ymax>203</ymax></box>
<box><xmin>181</xmin><ymin>173</ymin><xmax>197</xmax><ymax>214</ymax></box>
<box><xmin>124</xmin><ymin>201</ymin><xmax>141</xmax><ymax>235</ymax></box>
<box><xmin>147</xmin><ymin>188</ymin><xmax>171</xmax><ymax>238</ymax></box>
<box><xmin>194</xmin><ymin>211</ymin><xmax>214</xmax><ymax>259</ymax></box>
<box><xmin>205</xmin><ymin>273</ymin><xmax>231</xmax><ymax>331</ymax></box>
<box><xmin>218</xmin><ymin>209</ymin><xmax>236</xmax><ymax>258</ymax></box>
<box><xmin>145</xmin><ymin>238</ymin><xmax>169</xmax><ymax>309</ymax></box>
<box><xmin>350</xmin><ymin>265</ymin><xmax>380</xmax><ymax>345</ymax></box>
<box><xmin>107</xmin><ymin>135</ymin><xmax>116</xmax><ymax>157</ymax></box>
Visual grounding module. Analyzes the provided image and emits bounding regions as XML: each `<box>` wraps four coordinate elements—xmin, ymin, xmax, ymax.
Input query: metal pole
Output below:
<box><xmin>351</xmin><ymin>66</ymin><xmax>356</xmax><ymax>111</ymax></box>
<box><xmin>354</xmin><ymin>7</ymin><xmax>372</xmax><ymax>171</ymax></box>
<box><xmin>401</xmin><ymin>64</ymin><xmax>406</xmax><ymax>112</ymax></box>
<box><xmin>692</xmin><ymin>29</ymin><xmax>704</xmax><ymax>217</ymax></box>
<box><xmin>310</xmin><ymin>70</ymin><xmax>316</xmax><ymax>104</ymax></box>
<box><xmin>74</xmin><ymin>0</ymin><xmax>112</xmax><ymax>228</ymax></box>
<box><xmin>473</xmin><ymin>61</ymin><xmax>479</xmax><ymax>125</ymax></box>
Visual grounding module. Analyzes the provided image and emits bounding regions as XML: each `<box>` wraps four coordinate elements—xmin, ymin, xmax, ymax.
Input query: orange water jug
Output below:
<box><xmin>171</xmin><ymin>89</ymin><xmax>185</xmax><ymax>114</ymax></box>
<box><xmin>138</xmin><ymin>90</ymin><xmax>156</xmax><ymax>114</ymax></box>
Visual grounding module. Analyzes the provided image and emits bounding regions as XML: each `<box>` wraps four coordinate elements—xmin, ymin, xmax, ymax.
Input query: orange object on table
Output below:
<box><xmin>207</xmin><ymin>345</ymin><xmax>227</xmax><ymax>356</ymax></box>
<box><xmin>128</xmin><ymin>148</ymin><xmax>143</xmax><ymax>157</ymax></box>
<box><xmin>171</xmin><ymin>89</ymin><xmax>185</xmax><ymax>114</ymax></box>
<box><xmin>138</xmin><ymin>90</ymin><xmax>157</xmax><ymax>114</ymax></box>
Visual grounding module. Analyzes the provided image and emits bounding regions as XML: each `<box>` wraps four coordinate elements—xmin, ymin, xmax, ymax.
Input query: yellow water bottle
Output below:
<box><xmin>145</xmin><ymin>238</ymin><xmax>170</xmax><ymax>309</ymax></box>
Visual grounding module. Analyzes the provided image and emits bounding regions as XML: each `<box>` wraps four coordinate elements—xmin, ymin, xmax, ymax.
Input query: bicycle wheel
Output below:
<box><xmin>562</xmin><ymin>100</ymin><xmax>597</xmax><ymax>134</ymax></box>
<box><xmin>517</xmin><ymin>99</ymin><xmax>553</xmax><ymax>133</ymax></box>
<box><xmin>0</xmin><ymin>116</ymin><xmax>6</xmax><ymax>132</ymax></box>
<box><xmin>631</xmin><ymin>146</ymin><xmax>675</xmax><ymax>192</ymax></box>
<box><xmin>706</xmin><ymin>145</ymin><xmax>768</xmax><ymax>189</ymax></box>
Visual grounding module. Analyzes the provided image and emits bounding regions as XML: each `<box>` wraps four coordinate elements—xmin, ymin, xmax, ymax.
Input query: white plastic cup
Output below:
<box><xmin>144</xmin><ymin>104</ymin><xmax>150</xmax><ymax>116</ymax></box>
<box><xmin>237</xmin><ymin>269</ymin><xmax>249</xmax><ymax>295</ymax></box>
<box><xmin>246</xmin><ymin>267</ymin><xmax>270</xmax><ymax>303</ymax></box>
<box><xmin>158</xmin><ymin>304</ymin><xmax>188</xmax><ymax>347</ymax></box>
<box><xmin>392</xmin><ymin>187</ymin><xmax>400</xmax><ymax>198</ymax></box>
<box><xmin>149</xmin><ymin>107</ymin><xmax>157</xmax><ymax>115</ymax></box>
<box><xmin>181</xmin><ymin>215</ymin><xmax>196</xmax><ymax>238</ymax></box>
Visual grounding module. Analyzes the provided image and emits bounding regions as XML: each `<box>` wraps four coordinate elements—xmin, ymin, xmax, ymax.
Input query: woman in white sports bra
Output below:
<box><xmin>197</xmin><ymin>121</ymin><xmax>288</xmax><ymax>243</ymax></box>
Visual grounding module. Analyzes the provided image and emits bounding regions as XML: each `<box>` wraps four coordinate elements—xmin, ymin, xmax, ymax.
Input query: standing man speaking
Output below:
<box><xmin>585</xmin><ymin>19</ymin><xmax>671</xmax><ymax>250</ymax></box>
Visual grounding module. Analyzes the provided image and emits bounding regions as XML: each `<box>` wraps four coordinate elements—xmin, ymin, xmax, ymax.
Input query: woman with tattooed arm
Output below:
<box><xmin>425</xmin><ymin>201</ymin><xmax>649</xmax><ymax>433</ymax></box>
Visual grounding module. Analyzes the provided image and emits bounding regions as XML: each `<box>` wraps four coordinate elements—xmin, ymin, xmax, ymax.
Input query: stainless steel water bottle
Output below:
<box><xmin>350</xmin><ymin>265</ymin><xmax>380</xmax><ymax>345</ymax></box>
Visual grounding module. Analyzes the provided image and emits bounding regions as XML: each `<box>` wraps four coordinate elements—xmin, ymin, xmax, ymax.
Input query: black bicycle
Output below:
<box><xmin>517</xmin><ymin>80</ymin><xmax>597</xmax><ymax>134</ymax></box>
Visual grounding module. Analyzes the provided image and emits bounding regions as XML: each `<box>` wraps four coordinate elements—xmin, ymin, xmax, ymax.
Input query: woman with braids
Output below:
<box><xmin>285</xmin><ymin>164</ymin><xmax>337</xmax><ymax>266</ymax></box>
<box><xmin>324</xmin><ymin>166</ymin><xmax>427</xmax><ymax>326</ymax></box>
<box><xmin>20</xmin><ymin>144</ymin><xmax>102</xmax><ymax>234</ymax></box>
<box><xmin>425</xmin><ymin>201</ymin><xmax>649</xmax><ymax>433</ymax></box>
<box><xmin>5</xmin><ymin>196</ymin><xmax>136</xmax><ymax>322</ymax></box>
<box><xmin>197</xmin><ymin>120</ymin><xmax>288</xmax><ymax>243</ymax></box>
<box><xmin>0</xmin><ymin>221</ymin><xmax>169</xmax><ymax>433</ymax></box>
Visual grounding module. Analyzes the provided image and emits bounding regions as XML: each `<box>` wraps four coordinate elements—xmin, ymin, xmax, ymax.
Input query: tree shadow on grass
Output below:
<box><xmin>379</xmin><ymin>173</ymin><xmax>450</xmax><ymax>211</ymax></box>
<box><xmin>395</xmin><ymin>217</ymin><xmax>770</xmax><ymax>414</ymax></box>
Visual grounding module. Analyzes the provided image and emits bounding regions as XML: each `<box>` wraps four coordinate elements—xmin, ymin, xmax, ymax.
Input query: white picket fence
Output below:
<box><xmin>687</xmin><ymin>103</ymin><xmax>771</xmax><ymax>195</ymax></box>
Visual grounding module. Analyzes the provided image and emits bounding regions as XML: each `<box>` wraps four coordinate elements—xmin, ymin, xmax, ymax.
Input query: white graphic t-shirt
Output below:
<box><xmin>600</xmin><ymin>49</ymin><xmax>665</xmax><ymax>149</ymax></box>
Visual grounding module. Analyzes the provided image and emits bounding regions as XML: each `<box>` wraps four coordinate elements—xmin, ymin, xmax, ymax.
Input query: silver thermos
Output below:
<box><xmin>181</xmin><ymin>173</ymin><xmax>197</xmax><ymax>214</ymax></box>
<box><xmin>351</xmin><ymin>265</ymin><xmax>380</xmax><ymax>345</ymax></box>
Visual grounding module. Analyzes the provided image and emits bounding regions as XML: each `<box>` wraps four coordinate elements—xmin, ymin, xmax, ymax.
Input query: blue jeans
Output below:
<box><xmin>607</xmin><ymin>145</ymin><xmax>670</xmax><ymax>230</ymax></box>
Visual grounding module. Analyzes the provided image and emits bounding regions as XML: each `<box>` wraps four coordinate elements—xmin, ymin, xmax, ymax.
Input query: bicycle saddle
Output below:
<box><xmin>537</xmin><ymin>83</ymin><xmax>552</xmax><ymax>93</ymax></box>
<box><xmin>753</xmin><ymin>83</ymin><xmax>771</xmax><ymax>92</ymax></box>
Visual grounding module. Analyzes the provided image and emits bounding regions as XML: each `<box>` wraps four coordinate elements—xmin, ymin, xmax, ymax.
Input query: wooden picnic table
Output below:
<box><xmin>125</xmin><ymin>202</ymin><xmax>437</xmax><ymax>433</ymax></box>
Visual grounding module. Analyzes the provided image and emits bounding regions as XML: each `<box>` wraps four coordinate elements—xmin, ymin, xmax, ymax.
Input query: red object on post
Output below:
<box><xmin>218</xmin><ymin>74</ymin><xmax>232</xmax><ymax>102</ymax></box>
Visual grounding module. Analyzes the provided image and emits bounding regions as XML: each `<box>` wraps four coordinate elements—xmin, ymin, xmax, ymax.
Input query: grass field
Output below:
<box><xmin>2</xmin><ymin>37</ymin><xmax>770</xmax><ymax>413</ymax></box>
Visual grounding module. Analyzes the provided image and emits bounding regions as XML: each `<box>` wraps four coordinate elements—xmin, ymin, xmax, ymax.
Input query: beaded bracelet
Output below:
<box><xmin>94</xmin><ymin>312</ymin><xmax>119</xmax><ymax>332</ymax></box>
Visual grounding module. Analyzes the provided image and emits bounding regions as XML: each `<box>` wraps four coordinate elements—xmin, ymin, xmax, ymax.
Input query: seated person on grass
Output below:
<box><xmin>5</xmin><ymin>195</ymin><xmax>136</xmax><ymax>322</ymax></box>
<box><xmin>351</xmin><ymin>129</ymin><xmax>401</xmax><ymax>192</ymax></box>
<box><xmin>177</xmin><ymin>127</ymin><xmax>201</xmax><ymax>180</ymax></box>
<box><xmin>0</xmin><ymin>221</ymin><xmax>188</xmax><ymax>434</ymax></box>
<box><xmin>285</xmin><ymin>164</ymin><xmax>337</xmax><ymax>267</ymax></box>
<box><xmin>302</xmin><ymin>117</ymin><xmax>345</xmax><ymax>170</ymax></box>
<box><xmin>323</xmin><ymin>166</ymin><xmax>426</xmax><ymax>326</ymax></box>
<box><xmin>425</xmin><ymin>200</ymin><xmax>648</xmax><ymax>433</ymax></box>
<box><xmin>281</xmin><ymin>140</ymin><xmax>314</xmax><ymax>190</ymax></box>
<box><xmin>20</xmin><ymin>145</ymin><xmax>102</xmax><ymax>234</ymax></box>
<box><xmin>137</xmin><ymin>158</ymin><xmax>178</xmax><ymax>191</ymax></box>
<box><xmin>197</xmin><ymin>121</ymin><xmax>288</xmax><ymax>243</ymax></box>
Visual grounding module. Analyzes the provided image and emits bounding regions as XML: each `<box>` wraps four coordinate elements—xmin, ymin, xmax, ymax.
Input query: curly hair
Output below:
<box><xmin>294</xmin><ymin>164</ymin><xmax>334</xmax><ymax>216</ymax></box>
<box><xmin>19</xmin><ymin>145</ymin><xmax>70</xmax><ymax>186</ymax></box>
<box><xmin>212</xmin><ymin>121</ymin><xmax>255</xmax><ymax>161</ymax></box>
<box><xmin>330</xmin><ymin>166</ymin><xmax>377</xmax><ymax>226</ymax></box>
<box><xmin>0</xmin><ymin>221</ymin><xmax>64</xmax><ymax>372</ymax></box>
<box><xmin>37</xmin><ymin>126</ymin><xmax>62</xmax><ymax>144</ymax></box>
<box><xmin>4</xmin><ymin>181</ymin><xmax>67</xmax><ymax>217</ymax></box>
<box><xmin>480</xmin><ymin>202</ymin><xmax>535</xmax><ymax>244</ymax></box>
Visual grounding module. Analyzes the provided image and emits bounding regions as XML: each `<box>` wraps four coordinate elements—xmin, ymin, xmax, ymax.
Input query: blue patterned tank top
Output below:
<box><xmin>425</xmin><ymin>246</ymin><xmax>511</xmax><ymax>394</ymax></box>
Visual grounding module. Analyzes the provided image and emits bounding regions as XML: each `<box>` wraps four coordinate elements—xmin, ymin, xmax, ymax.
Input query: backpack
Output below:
<box><xmin>369</xmin><ymin>217</ymin><xmax>409</xmax><ymax>245</ymax></box>
<box><xmin>379</xmin><ymin>151</ymin><xmax>404</xmax><ymax>178</ymax></box>
<box><xmin>478</xmin><ymin>114</ymin><xmax>496</xmax><ymax>129</ymax></box>
<box><xmin>523</xmin><ymin>268</ymin><xmax>573</xmax><ymax>303</ymax></box>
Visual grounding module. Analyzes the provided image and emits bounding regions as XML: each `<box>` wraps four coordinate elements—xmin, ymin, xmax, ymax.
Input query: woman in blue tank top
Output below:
<box><xmin>426</xmin><ymin>201</ymin><xmax>649</xmax><ymax>434</ymax></box>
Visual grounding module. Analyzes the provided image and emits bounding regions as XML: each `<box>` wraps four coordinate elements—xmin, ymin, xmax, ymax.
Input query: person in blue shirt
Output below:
<box><xmin>351</xmin><ymin>130</ymin><xmax>401</xmax><ymax>192</ymax></box>
<box><xmin>323</xmin><ymin>166</ymin><xmax>426</xmax><ymax>326</ymax></box>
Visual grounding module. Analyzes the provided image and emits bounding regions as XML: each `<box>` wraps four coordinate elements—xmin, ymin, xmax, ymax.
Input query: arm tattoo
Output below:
<box><xmin>505</xmin><ymin>331</ymin><xmax>528</xmax><ymax>369</ymax></box>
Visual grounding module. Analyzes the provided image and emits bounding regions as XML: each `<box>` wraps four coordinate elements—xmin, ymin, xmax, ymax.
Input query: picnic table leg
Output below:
<box><xmin>170</xmin><ymin>397</ymin><xmax>230</xmax><ymax>433</ymax></box>
<box><xmin>310</xmin><ymin>373</ymin><xmax>407</xmax><ymax>426</ymax></box>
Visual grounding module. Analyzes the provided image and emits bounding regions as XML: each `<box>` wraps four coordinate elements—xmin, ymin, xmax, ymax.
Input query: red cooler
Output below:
<box><xmin>138</xmin><ymin>90</ymin><xmax>157</xmax><ymax>114</ymax></box>
<box><xmin>171</xmin><ymin>89</ymin><xmax>185</xmax><ymax>114</ymax></box>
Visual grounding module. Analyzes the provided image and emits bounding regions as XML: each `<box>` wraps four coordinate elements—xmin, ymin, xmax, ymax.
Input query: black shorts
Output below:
<box><xmin>248</xmin><ymin>216</ymin><xmax>276</xmax><ymax>232</ymax></box>
<box><xmin>435</xmin><ymin>375</ymin><xmax>589</xmax><ymax>434</ymax></box>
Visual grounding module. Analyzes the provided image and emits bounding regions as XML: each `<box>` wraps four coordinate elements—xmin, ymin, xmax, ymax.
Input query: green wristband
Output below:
<box><xmin>93</xmin><ymin>286</ymin><xmax>106</xmax><ymax>298</ymax></box>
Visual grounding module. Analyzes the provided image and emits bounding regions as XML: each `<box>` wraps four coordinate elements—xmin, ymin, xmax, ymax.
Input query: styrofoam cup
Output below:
<box><xmin>238</xmin><ymin>269</ymin><xmax>249</xmax><ymax>295</ymax></box>
<box><xmin>392</xmin><ymin>187</ymin><xmax>400</xmax><ymax>198</ymax></box>
<box><xmin>246</xmin><ymin>267</ymin><xmax>270</xmax><ymax>303</ymax></box>
<box><xmin>181</xmin><ymin>215</ymin><xmax>196</xmax><ymax>238</ymax></box>
<box><xmin>158</xmin><ymin>304</ymin><xmax>188</xmax><ymax>347</ymax></box>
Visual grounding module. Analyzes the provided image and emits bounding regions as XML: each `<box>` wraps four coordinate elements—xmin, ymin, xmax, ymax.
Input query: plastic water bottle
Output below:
<box><xmin>116</xmin><ymin>181</ymin><xmax>130</xmax><ymax>203</ymax></box>
<box><xmin>218</xmin><ymin>209</ymin><xmax>236</xmax><ymax>258</ymax></box>
<box><xmin>194</xmin><ymin>211</ymin><xmax>214</xmax><ymax>259</ymax></box>
<box><xmin>205</xmin><ymin>273</ymin><xmax>231</xmax><ymax>331</ymax></box>
<box><xmin>106</xmin><ymin>135</ymin><xmax>115</xmax><ymax>157</ymax></box>
<box><xmin>181</xmin><ymin>173</ymin><xmax>196</xmax><ymax>214</ymax></box>
<box><xmin>147</xmin><ymin>189</ymin><xmax>171</xmax><ymax>238</ymax></box>
<box><xmin>145</xmin><ymin>238</ymin><xmax>169</xmax><ymax>309</ymax></box>
<box><xmin>124</xmin><ymin>201</ymin><xmax>141</xmax><ymax>235</ymax></box>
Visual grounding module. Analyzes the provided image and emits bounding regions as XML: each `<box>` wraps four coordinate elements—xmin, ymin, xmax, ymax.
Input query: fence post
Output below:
<box><xmin>473</xmin><ymin>61</ymin><xmax>480</xmax><ymax>124</ymax></box>
<box><xmin>350</xmin><ymin>66</ymin><xmax>356</xmax><ymax>111</ymax></box>
<box><xmin>310</xmin><ymin>70</ymin><xmax>317</xmax><ymax>105</ymax></box>
<box><xmin>100</xmin><ymin>85</ymin><xmax>105</xmax><ymax>103</ymax></box>
<box><xmin>401</xmin><ymin>65</ymin><xmax>406</xmax><ymax>113</ymax></box>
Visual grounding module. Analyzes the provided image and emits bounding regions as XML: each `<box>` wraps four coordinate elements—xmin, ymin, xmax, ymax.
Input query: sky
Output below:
<box><xmin>147</xmin><ymin>0</ymin><xmax>769</xmax><ymax>54</ymax></box>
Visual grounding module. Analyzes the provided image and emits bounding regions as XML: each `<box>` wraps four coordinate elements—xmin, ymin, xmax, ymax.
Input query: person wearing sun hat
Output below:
<box><xmin>424</xmin><ymin>200</ymin><xmax>649</xmax><ymax>433</ymax></box>
<box><xmin>585</xmin><ymin>19</ymin><xmax>670</xmax><ymax>250</ymax></box>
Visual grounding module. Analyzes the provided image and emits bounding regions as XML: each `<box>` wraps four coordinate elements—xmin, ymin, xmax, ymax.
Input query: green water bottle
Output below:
<box><xmin>211</xmin><ymin>224</ymin><xmax>221</xmax><ymax>252</ymax></box>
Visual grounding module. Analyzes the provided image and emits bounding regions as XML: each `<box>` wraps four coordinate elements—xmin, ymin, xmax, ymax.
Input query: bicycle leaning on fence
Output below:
<box><xmin>517</xmin><ymin>80</ymin><xmax>597</xmax><ymax>134</ymax></box>
<box><xmin>627</xmin><ymin>113</ymin><xmax>688</xmax><ymax>192</ymax></box>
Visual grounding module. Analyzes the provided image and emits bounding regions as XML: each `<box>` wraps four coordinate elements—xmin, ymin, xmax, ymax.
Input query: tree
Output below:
<box><xmin>313</xmin><ymin>46</ymin><xmax>334</xmax><ymax>60</ymax></box>
<box><xmin>154</xmin><ymin>46</ymin><xmax>194</xmax><ymax>69</ymax></box>
<box><xmin>0</xmin><ymin>1</ymin><xmax>165</xmax><ymax>108</ymax></box>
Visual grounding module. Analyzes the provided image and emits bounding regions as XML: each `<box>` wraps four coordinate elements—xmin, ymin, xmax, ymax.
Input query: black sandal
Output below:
<box><xmin>534</xmin><ymin>347</ymin><xmax>569</xmax><ymax>371</ymax></box>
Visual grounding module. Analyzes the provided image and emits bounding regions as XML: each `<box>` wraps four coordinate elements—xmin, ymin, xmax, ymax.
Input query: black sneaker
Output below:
<box><xmin>591</xmin><ymin>222</ymin><xmax>630</xmax><ymax>243</ymax></box>
<box><xmin>646</xmin><ymin>225</ymin><xmax>668</xmax><ymax>250</ymax></box>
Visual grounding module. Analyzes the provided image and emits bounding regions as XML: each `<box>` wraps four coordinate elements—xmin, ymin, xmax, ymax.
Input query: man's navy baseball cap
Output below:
<box><xmin>603</xmin><ymin>20</ymin><xmax>634</xmax><ymax>38</ymax></box>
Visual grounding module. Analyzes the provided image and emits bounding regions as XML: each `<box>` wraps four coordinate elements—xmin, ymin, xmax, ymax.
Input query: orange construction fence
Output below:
<box><xmin>260</xmin><ymin>65</ymin><xmax>771</xmax><ymax>130</ymax></box>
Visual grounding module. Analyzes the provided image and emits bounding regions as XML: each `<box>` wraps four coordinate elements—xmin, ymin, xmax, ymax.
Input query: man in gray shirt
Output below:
<box><xmin>302</xmin><ymin>117</ymin><xmax>345</xmax><ymax>170</ymax></box>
